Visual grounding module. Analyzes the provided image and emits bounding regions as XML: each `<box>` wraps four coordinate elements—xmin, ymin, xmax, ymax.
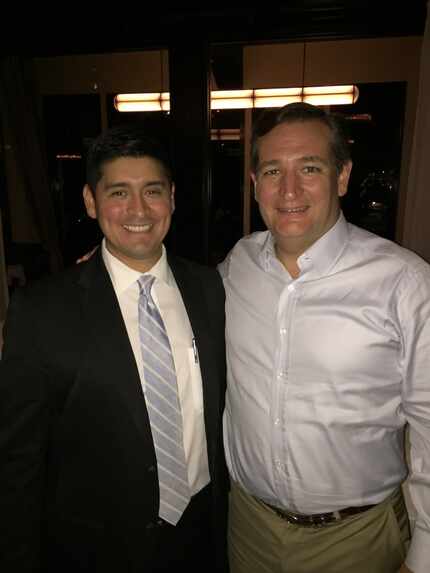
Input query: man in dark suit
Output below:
<box><xmin>0</xmin><ymin>126</ymin><xmax>228</xmax><ymax>572</ymax></box>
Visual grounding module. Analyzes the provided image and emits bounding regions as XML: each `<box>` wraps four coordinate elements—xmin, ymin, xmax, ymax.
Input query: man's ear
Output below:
<box><xmin>337</xmin><ymin>161</ymin><xmax>353</xmax><ymax>198</ymax></box>
<box><xmin>83</xmin><ymin>185</ymin><xmax>97</xmax><ymax>219</ymax></box>
<box><xmin>170</xmin><ymin>183</ymin><xmax>175</xmax><ymax>213</ymax></box>
<box><xmin>250</xmin><ymin>173</ymin><xmax>258</xmax><ymax>201</ymax></box>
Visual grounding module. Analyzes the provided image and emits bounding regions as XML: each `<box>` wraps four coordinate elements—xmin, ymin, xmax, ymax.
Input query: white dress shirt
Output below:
<box><xmin>220</xmin><ymin>213</ymin><xmax>430</xmax><ymax>573</ymax></box>
<box><xmin>102</xmin><ymin>241</ymin><xmax>210</xmax><ymax>494</ymax></box>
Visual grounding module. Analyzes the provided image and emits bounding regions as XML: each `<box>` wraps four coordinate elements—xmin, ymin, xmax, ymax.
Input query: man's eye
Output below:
<box><xmin>263</xmin><ymin>168</ymin><xmax>280</xmax><ymax>177</ymax></box>
<box><xmin>146</xmin><ymin>187</ymin><xmax>165</xmax><ymax>197</ymax></box>
<box><xmin>110</xmin><ymin>190</ymin><xmax>126</xmax><ymax>197</ymax></box>
<box><xmin>302</xmin><ymin>165</ymin><xmax>320</xmax><ymax>174</ymax></box>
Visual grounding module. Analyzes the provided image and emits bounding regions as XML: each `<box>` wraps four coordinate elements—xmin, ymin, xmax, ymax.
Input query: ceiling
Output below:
<box><xmin>3</xmin><ymin>1</ymin><xmax>427</xmax><ymax>58</ymax></box>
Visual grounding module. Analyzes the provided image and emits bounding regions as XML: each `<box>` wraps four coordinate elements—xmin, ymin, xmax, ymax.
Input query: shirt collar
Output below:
<box><xmin>300</xmin><ymin>212</ymin><xmax>348</xmax><ymax>276</ymax></box>
<box><xmin>259</xmin><ymin>212</ymin><xmax>349</xmax><ymax>277</ymax></box>
<box><xmin>260</xmin><ymin>232</ymin><xmax>278</xmax><ymax>272</ymax></box>
<box><xmin>102</xmin><ymin>239</ymin><xmax>173</xmax><ymax>294</ymax></box>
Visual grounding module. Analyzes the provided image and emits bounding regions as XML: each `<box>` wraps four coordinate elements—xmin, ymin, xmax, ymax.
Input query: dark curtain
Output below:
<box><xmin>0</xmin><ymin>56</ymin><xmax>62</xmax><ymax>273</ymax></box>
<box><xmin>403</xmin><ymin>1</ymin><xmax>430</xmax><ymax>262</ymax></box>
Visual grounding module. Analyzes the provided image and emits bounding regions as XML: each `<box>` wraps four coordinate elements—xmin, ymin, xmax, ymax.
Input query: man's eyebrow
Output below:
<box><xmin>102</xmin><ymin>179</ymin><xmax>168</xmax><ymax>191</ymax></box>
<box><xmin>256</xmin><ymin>156</ymin><xmax>330</xmax><ymax>171</ymax></box>
<box><xmin>144</xmin><ymin>179</ymin><xmax>168</xmax><ymax>186</ymax></box>
<box><xmin>256</xmin><ymin>159</ymin><xmax>280</xmax><ymax>171</ymax></box>
<box><xmin>102</xmin><ymin>181</ymin><xmax>129</xmax><ymax>191</ymax></box>
<box><xmin>300</xmin><ymin>155</ymin><xmax>329</xmax><ymax>165</ymax></box>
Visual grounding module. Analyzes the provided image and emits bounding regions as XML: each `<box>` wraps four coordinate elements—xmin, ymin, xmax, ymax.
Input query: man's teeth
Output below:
<box><xmin>123</xmin><ymin>224</ymin><xmax>152</xmax><ymax>232</ymax></box>
<box><xmin>282</xmin><ymin>207</ymin><xmax>307</xmax><ymax>213</ymax></box>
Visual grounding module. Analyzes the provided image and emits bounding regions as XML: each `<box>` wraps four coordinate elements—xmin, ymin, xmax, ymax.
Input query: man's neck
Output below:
<box><xmin>274</xmin><ymin>245</ymin><xmax>301</xmax><ymax>278</ymax></box>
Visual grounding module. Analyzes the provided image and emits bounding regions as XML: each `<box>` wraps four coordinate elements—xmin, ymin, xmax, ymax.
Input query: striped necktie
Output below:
<box><xmin>138</xmin><ymin>274</ymin><xmax>191</xmax><ymax>525</ymax></box>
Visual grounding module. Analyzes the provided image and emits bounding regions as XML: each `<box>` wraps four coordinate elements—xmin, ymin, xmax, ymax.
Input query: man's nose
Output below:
<box><xmin>128</xmin><ymin>193</ymin><xmax>149</xmax><ymax>215</ymax></box>
<box><xmin>279</xmin><ymin>171</ymin><xmax>299</xmax><ymax>198</ymax></box>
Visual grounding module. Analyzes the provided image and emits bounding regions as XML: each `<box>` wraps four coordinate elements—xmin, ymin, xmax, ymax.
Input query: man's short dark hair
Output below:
<box><xmin>86</xmin><ymin>124</ymin><xmax>172</xmax><ymax>191</ymax></box>
<box><xmin>251</xmin><ymin>102</ymin><xmax>351</xmax><ymax>175</ymax></box>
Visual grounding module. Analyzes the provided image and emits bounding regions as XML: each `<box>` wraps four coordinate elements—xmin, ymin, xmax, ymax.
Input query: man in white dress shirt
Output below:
<box><xmin>220</xmin><ymin>102</ymin><xmax>430</xmax><ymax>573</ymax></box>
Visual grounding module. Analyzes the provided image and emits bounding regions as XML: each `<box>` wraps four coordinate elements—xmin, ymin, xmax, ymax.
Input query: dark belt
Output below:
<box><xmin>263</xmin><ymin>501</ymin><xmax>376</xmax><ymax>527</ymax></box>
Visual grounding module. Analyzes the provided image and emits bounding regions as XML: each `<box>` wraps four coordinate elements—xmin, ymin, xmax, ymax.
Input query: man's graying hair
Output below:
<box><xmin>251</xmin><ymin>102</ymin><xmax>351</xmax><ymax>175</ymax></box>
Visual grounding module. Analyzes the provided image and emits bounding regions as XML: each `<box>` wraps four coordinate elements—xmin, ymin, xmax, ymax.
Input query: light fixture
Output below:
<box><xmin>115</xmin><ymin>92</ymin><xmax>170</xmax><ymax>112</ymax></box>
<box><xmin>211</xmin><ymin>128</ymin><xmax>241</xmax><ymax>141</ymax></box>
<box><xmin>114</xmin><ymin>85</ymin><xmax>359</xmax><ymax>112</ymax></box>
<box><xmin>301</xmin><ymin>85</ymin><xmax>359</xmax><ymax>107</ymax></box>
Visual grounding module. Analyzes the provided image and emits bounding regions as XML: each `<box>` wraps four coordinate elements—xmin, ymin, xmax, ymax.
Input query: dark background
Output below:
<box><xmin>1</xmin><ymin>1</ymin><xmax>427</xmax><ymax>276</ymax></box>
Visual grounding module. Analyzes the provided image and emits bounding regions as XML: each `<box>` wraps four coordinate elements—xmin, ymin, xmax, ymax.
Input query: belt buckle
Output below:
<box><xmin>308</xmin><ymin>511</ymin><xmax>337</xmax><ymax>527</ymax></box>
<box><xmin>276</xmin><ymin>508</ymin><xmax>339</xmax><ymax>528</ymax></box>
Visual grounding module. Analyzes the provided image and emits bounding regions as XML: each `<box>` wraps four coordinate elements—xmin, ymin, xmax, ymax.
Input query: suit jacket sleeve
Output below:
<box><xmin>0</xmin><ymin>285</ymin><xmax>50</xmax><ymax>572</ymax></box>
<box><xmin>0</xmin><ymin>269</ymin><xmax>80</xmax><ymax>572</ymax></box>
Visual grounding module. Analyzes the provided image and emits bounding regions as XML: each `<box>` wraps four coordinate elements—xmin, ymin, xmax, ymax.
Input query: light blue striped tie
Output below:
<box><xmin>138</xmin><ymin>275</ymin><xmax>191</xmax><ymax>525</ymax></box>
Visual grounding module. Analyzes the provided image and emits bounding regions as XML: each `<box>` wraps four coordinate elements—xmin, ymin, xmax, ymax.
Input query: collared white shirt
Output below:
<box><xmin>220</xmin><ymin>213</ymin><xmax>430</xmax><ymax>573</ymax></box>
<box><xmin>102</xmin><ymin>241</ymin><xmax>210</xmax><ymax>494</ymax></box>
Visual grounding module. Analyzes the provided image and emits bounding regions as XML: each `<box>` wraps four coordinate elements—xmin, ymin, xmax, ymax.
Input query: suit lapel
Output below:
<box><xmin>76</xmin><ymin>252</ymin><xmax>222</xmax><ymax>467</ymax></box>
<box><xmin>77</xmin><ymin>253</ymin><xmax>153</xmax><ymax>448</ymax></box>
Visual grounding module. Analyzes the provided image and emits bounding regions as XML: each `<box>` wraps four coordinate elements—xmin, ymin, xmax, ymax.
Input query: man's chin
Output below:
<box><xmin>273</xmin><ymin>224</ymin><xmax>309</xmax><ymax>241</ymax></box>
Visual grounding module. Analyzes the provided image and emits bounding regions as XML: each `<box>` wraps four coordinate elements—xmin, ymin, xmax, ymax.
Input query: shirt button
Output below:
<box><xmin>274</xmin><ymin>418</ymin><xmax>280</xmax><ymax>426</ymax></box>
<box><xmin>280</xmin><ymin>328</ymin><xmax>286</xmax><ymax>335</ymax></box>
<box><xmin>287</xmin><ymin>284</ymin><xmax>295</xmax><ymax>292</ymax></box>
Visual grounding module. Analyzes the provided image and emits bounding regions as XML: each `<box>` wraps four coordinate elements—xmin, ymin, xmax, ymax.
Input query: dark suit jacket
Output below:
<box><xmin>0</xmin><ymin>251</ymin><xmax>228</xmax><ymax>572</ymax></box>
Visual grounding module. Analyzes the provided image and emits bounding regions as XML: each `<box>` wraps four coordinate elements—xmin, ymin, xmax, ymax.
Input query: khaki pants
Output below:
<box><xmin>229</xmin><ymin>481</ymin><xmax>410</xmax><ymax>573</ymax></box>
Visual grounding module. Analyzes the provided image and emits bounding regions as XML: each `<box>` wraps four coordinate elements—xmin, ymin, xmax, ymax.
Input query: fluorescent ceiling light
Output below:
<box><xmin>114</xmin><ymin>85</ymin><xmax>359</xmax><ymax>112</ymax></box>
